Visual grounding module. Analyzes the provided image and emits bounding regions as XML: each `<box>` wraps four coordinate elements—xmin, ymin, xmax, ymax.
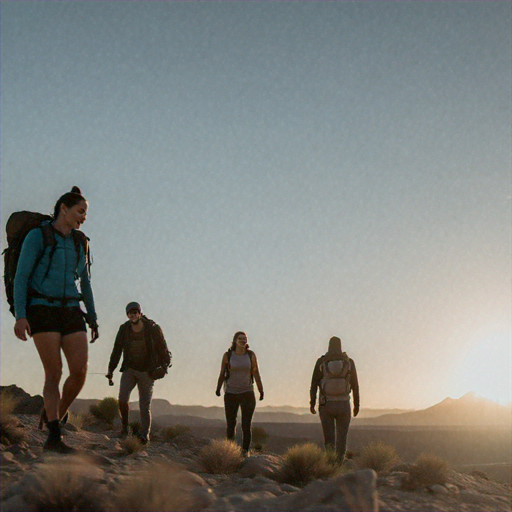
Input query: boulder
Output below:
<box><xmin>238</xmin><ymin>454</ymin><xmax>281</xmax><ymax>478</ymax></box>
<box><xmin>276</xmin><ymin>469</ymin><xmax>378</xmax><ymax>511</ymax></box>
<box><xmin>0</xmin><ymin>385</ymin><xmax>43</xmax><ymax>415</ymax></box>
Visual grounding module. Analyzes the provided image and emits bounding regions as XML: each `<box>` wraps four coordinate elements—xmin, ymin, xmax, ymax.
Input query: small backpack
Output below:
<box><xmin>320</xmin><ymin>352</ymin><xmax>352</xmax><ymax>401</ymax></box>
<box><xmin>3</xmin><ymin>211</ymin><xmax>90</xmax><ymax>316</ymax></box>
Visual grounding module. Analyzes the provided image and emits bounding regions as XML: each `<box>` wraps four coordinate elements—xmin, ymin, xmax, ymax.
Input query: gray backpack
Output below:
<box><xmin>320</xmin><ymin>353</ymin><xmax>351</xmax><ymax>401</ymax></box>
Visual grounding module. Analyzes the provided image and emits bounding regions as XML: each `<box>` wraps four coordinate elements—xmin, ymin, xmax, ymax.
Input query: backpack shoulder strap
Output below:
<box><xmin>40</xmin><ymin>223</ymin><xmax>56</xmax><ymax>247</ymax></box>
<box><xmin>71</xmin><ymin>230</ymin><xmax>91</xmax><ymax>272</ymax></box>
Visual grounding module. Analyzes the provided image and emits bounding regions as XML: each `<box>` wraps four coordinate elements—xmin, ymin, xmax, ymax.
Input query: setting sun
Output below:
<box><xmin>456</xmin><ymin>331</ymin><xmax>512</xmax><ymax>405</ymax></box>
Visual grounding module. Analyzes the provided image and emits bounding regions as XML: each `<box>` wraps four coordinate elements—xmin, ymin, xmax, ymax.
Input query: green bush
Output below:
<box><xmin>198</xmin><ymin>439</ymin><xmax>244</xmax><ymax>474</ymax></box>
<box><xmin>408</xmin><ymin>453</ymin><xmax>449</xmax><ymax>487</ymax></box>
<box><xmin>277</xmin><ymin>442</ymin><xmax>340</xmax><ymax>488</ymax></box>
<box><xmin>354</xmin><ymin>441</ymin><xmax>400</xmax><ymax>474</ymax></box>
<box><xmin>161</xmin><ymin>424</ymin><xmax>191</xmax><ymax>442</ymax></box>
<box><xmin>89</xmin><ymin>397</ymin><xmax>119</xmax><ymax>425</ymax></box>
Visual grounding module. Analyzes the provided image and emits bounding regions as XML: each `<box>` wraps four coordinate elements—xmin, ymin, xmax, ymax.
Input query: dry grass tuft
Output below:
<box><xmin>198</xmin><ymin>439</ymin><xmax>244</xmax><ymax>474</ymax></box>
<box><xmin>120</xmin><ymin>434</ymin><xmax>144</xmax><ymax>455</ymax></box>
<box><xmin>354</xmin><ymin>441</ymin><xmax>400</xmax><ymax>474</ymax></box>
<box><xmin>0</xmin><ymin>390</ymin><xmax>26</xmax><ymax>445</ymax></box>
<box><xmin>114</xmin><ymin>463</ymin><xmax>200</xmax><ymax>511</ymax></box>
<box><xmin>24</xmin><ymin>456</ymin><xmax>109</xmax><ymax>511</ymax></box>
<box><xmin>89</xmin><ymin>397</ymin><xmax>119</xmax><ymax>425</ymax></box>
<box><xmin>277</xmin><ymin>442</ymin><xmax>341</xmax><ymax>488</ymax></box>
<box><xmin>407</xmin><ymin>453</ymin><xmax>450</xmax><ymax>487</ymax></box>
<box><xmin>161</xmin><ymin>424</ymin><xmax>191</xmax><ymax>442</ymax></box>
<box><xmin>68</xmin><ymin>411</ymin><xmax>88</xmax><ymax>430</ymax></box>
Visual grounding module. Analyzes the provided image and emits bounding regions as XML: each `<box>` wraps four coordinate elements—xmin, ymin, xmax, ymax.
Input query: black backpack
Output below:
<box><xmin>3</xmin><ymin>211</ymin><xmax>90</xmax><ymax>316</ymax></box>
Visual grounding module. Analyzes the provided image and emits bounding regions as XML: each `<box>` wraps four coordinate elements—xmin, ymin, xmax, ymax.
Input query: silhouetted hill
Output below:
<box><xmin>357</xmin><ymin>393</ymin><xmax>512</xmax><ymax>426</ymax></box>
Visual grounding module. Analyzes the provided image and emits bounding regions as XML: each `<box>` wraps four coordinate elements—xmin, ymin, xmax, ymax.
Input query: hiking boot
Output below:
<box><xmin>43</xmin><ymin>437</ymin><xmax>77</xmax><ymax>454</ymax></box>
<box><xmin>44</xmin><ymin>420</ymin><xmax>76</xmax><ymax>454</ymax></box>
<box><xmin>38</xmin><ymin>409</ymin><xmax>69</xmax><ymax>429</ymax></box>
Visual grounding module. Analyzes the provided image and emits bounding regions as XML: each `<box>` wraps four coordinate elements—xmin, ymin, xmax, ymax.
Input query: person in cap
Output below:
<box><xmin>106</xmin><ymin>302</ymin><xmax>171</xmax><ymax>443</ymax></box>
<box><xmin>310</xmin><ymin>336</ymin><xmax>359</xmax><ymax>462</ymax></box>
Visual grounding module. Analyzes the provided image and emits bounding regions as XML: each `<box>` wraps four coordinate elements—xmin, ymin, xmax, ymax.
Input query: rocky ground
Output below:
<box><xmin>1</xmin><ymin>414</ymin><xmax>510</xmax><ymax>512</ymax></box>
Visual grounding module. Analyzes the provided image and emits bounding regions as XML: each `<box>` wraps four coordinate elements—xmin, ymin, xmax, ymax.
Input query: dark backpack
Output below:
<box><xmin>145</xmin><ymin>319</ymin><xmax>172</xmax><ymax>380</ymax></box>
<box><xmin>3</xmin><ymin>211</ymin><xmax>90</xmax><ymax>316</ymax></box>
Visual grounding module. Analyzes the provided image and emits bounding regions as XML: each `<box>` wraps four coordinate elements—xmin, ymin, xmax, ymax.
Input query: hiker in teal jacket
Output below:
<box><xmin>13</xmin><ymin>187</ymin><xmax>98</xmax><ymax>454</ymax></box>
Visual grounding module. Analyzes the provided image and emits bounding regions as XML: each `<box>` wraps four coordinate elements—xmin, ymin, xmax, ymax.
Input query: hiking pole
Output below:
<box><xmin>88</xmin><ymin>373</ymin><xmax>114</xmax><ymax>386</ymax></box>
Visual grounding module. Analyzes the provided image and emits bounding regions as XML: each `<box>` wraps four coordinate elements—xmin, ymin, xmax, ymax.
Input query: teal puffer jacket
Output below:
<box><xmin>13</xmin><ymin>221</ymin><xmax>97</xmax><ymax>324</ymax></box>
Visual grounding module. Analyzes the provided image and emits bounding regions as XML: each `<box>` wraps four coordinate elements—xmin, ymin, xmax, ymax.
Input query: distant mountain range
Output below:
<box><xmin>354</xmin><ymin>392</ymin><xmax>511</xmax><ymax>427</ymax></box>
<box><xmin>69</xmin><ymin>391</ymin><xmax>511</xmax><ymax>427</ymax></box>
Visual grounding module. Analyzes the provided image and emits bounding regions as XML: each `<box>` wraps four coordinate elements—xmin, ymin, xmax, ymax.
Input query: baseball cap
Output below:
<box><xmin>126</xmin><ymin>302</ymin><xmax>142</xmax><ymax>314</ymax></box>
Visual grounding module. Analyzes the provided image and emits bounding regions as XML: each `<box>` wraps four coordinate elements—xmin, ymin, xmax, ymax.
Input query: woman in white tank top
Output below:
<box><xmin>215</xmin><ymin>331</ymin><xmax>264</xmax><ymax>455</ymax></box>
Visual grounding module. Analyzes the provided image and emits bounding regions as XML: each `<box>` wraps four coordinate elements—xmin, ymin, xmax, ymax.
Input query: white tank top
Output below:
<box><xmin>225</xmin><ymin>353</ymin><xmax>253</xmax><ymax>394</ymax></box>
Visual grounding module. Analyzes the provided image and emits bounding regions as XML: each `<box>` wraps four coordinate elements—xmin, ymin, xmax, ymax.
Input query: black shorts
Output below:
<box><xmin>26</xmin><ymin>305</ymin><xmax>86</xmax><ymax>336</ymax></box>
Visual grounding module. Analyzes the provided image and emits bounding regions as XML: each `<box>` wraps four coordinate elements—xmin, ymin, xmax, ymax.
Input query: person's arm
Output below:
<box><xmin>13</xmin><ymin>229</ymin><xmax>44</xmax><ymax>341</ymax></box>
<box><xmin>215</xmin><ymin>353</ymin><xmax>228</xmax><ymax>396</ymax></box>
<box><xmin>107</xmin><ymin>325</ymin><xmax>125</xmax><ymax>377</ymax></box>
<box><xmin>78</xmin><ymin>243</ymin><xmax>98</xmax><ymax>342</ymax></box>
<box><xmin>350</xmin><ymin>359</ymin><xmax>360</xmax><ymax>417</ymax></box>
<box><xmin>310</xmin><ymin>358</ymin><xmax>322</xmax><ymax>414</ymax></box>
<box><xmin>250</xmin><ymin>352</ymin><xmax>264</xmax><ymax>400</ymax></box>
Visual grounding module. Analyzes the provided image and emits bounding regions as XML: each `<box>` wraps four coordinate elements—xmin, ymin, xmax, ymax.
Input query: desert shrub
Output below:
<box><xmin>0</xmin><ymin>391</ymin><xmax>26</xmax><ymax>445</ymax></box>
<box><xmin>89</xmin><ymin>397</ymin><xmax>119</xmax><ymax>425</ymax></box>
<box><xmin>69</xmin><ymin>411</ymin><xmax>96</xmax><ymax>430</ymax></box>
<box><xmin>0</xmin><ymin>390</ymin><xmax>18</xmax><ymax>419</ymax></box>
<box><xmin>114</xmin><ymin>463</ymin><xmax>199</xmax><ymax>511</ymax></box>
<box><xmin>120</xmin><ymin>434</ymin><xmax>144</xmax><ymax>455</ymax></box>
<box><xmin>23</xmin><ymin>456</ymin><xmax>109</xmax><ymax>511</ymax></box>
<box><xmin>354</xmin><ymin>441</ymin><xmax>400</xmax><ymax>474</ymax></box>
<box><xmin>277</xmin><ymin>442</ymin><xmax>340</xmax><ymax>488</ymax></box>
<box><xmin>161</xmin><ymin>424</ymin><xmax>191</xmax><ymax>442</ymax></box>
<box><xmin>408</xmin><ymin>453</ymin><xmax>449</xmax><ymax>487</ymax></box>
<box><xmin>252</xmin><ymin>426</ymin><xmax>269</xmax><ymax>451</ymax></box>
<box><xmin>198</xmin><ymin>439</ymin><xmax>243</xmax><ymax>474</ymax></box>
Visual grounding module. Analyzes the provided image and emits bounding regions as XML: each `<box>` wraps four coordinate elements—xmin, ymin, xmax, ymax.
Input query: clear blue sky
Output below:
<box><xmin>1</xmin><ymin>1</ymin><xmax>510</xmax><ymax>409</ymax></box>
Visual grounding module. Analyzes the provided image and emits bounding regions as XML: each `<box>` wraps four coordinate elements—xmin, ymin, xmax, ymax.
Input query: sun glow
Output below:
<box><xmin>456</xmin><ymin>332</ymin><xmax>512</xmax><ymax>405</ymax></box>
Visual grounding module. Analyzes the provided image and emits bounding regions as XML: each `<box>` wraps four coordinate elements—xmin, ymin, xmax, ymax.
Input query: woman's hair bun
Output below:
<box><xmin>71</xmin><ymin>186</ymin><xmax>82</xmax><ymax>195</ymax></box>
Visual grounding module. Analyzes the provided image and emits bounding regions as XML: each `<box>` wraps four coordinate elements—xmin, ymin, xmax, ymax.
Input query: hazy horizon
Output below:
<box><xmin>1</xmin><ymin>2</ymin><xmax>510</xmax><ymax>409</ymax></box>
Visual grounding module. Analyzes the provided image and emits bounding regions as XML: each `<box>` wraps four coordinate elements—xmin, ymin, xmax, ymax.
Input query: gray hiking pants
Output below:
<box><xmin>119</xmin><ymin>368</ymin><xmax>154</xmax><ymax>440</ymax></box>
<box><xmin>319</xmin><ymin>400</ymin><xmax>351</xmax><ymax>459</ymax></box>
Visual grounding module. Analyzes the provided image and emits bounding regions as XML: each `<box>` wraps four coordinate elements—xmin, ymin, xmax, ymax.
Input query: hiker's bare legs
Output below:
<box><xmin>59</xmin><ymin>331</ymin><xmax>88</xmax><ymax>420</ymax></box>
<box><xmin>33</xmin><ymin>333</ymin><xmax>63</xmax><ymax>422</ymax></box>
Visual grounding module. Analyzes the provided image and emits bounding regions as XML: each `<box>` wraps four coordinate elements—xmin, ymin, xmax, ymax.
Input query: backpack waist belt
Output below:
<box><xmin>28</xmin><ymin>288</ymin><xmax>83</xmax><ymax>306</ymax></box>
